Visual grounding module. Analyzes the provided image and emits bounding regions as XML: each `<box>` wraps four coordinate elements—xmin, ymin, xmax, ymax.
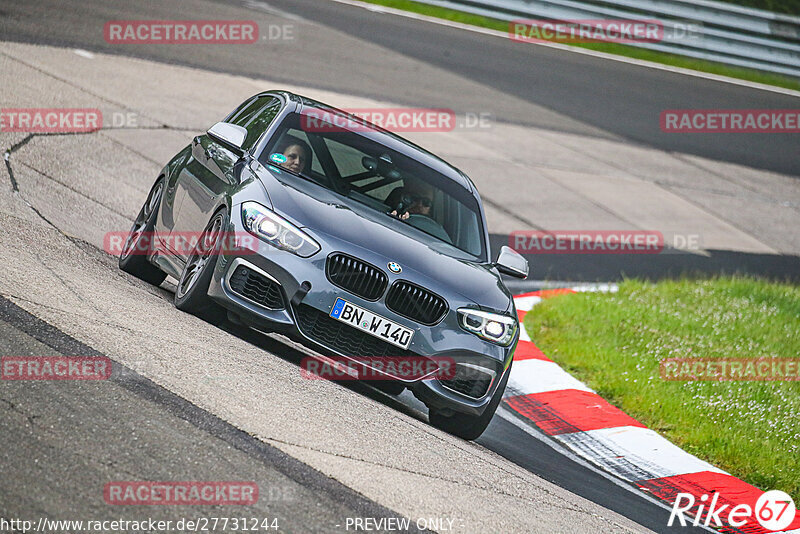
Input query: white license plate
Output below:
<box><xmin>329</xmin><ymin>298</ymin><xmax>413</xmax><ymax>350</ymax></box>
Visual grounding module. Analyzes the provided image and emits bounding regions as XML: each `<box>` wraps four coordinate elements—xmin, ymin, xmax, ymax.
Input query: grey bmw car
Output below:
<box><xmin>119</xmin><ymin>91</ymin><xmax>528</xmax><ymax>440</ymax></box>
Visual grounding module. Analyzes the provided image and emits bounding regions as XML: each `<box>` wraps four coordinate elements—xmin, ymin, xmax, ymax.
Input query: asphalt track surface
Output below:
<box><xmin>0</xmin><ymin>293</ymin><xmax>700</xmax><ymax>534</ymax></box>
<box><xmin>2</xmin><ymin>0</ymin><xmax>798</xmax><ymax>285</ymax></box>
<box><xmin>0</xmin><ymin>298</ymin><xmax>429</xmax><ymax>534</ymax></box>
<box><xmin>0</xmin><ymin>0</ymin><xmax>794</xmax><ymax>532</ymax></box>
<box><xmin>0</xmin><ymin>0</ymin><xmax>798</xmax><ymax>176</ymax></box>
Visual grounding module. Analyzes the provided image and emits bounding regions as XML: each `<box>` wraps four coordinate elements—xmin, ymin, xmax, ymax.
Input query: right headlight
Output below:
<box><xmin>457</xmin><ymin>308</ymin><xmax>517</xmax><ymax>346</ymax></box>
<box><xmin>241</xmin><ymin>201</ymin><xmax>320</xmax><ymax>257</ymax></box>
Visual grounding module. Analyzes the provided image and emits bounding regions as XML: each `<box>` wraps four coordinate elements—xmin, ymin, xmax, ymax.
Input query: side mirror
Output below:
<box><xmin>495</xmin><ymin>246</ymin><xmax>529</xmax><ymax>279</ymax></box>
<box><xmin>207</xmin><ymin>122</ymin><xmax>248</xmax><ymax>151</ymax></box>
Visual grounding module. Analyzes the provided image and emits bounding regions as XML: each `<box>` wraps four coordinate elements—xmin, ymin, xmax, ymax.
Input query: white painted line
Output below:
<box><xmin>513</xmin><ymin>295</ymin><xmax>542</xmax><ymax>312</ymax></box>
<box><xmin>555</xmin><ymin>426</ymin><xmax>727</xmax><ymax>482</ymax></box>
<box><xmin>518</xmin><ymin>322</ymin><xmax>532</xmax><ymax>342</ymax></box>
<box><xmin>507</xmin><ymin>359</ymin><xmax>593</xmax><ymax>395</ymax></box>
<box><xmin>507</xmin><ymin>287</ymin><xmax>741</xmax><ymax>528</ymax></box>
<box><xmin>327</xmin><ymin>0</ymin><xmax>800</xmax><ymax>98</ymax></box>
<box><xmin>73</xmin><ymin>49</ymin><xmax>95</xmax><ymax>59</ymax></box>
<box><xmin>241</xmin><ymin>0</ymin><xmax>305</xmax><ymax>21</ymax></box>
<box><xmin>495</xmin><ymin>406</ymin><xmax>715</xmax><ymax>530</ymax></box>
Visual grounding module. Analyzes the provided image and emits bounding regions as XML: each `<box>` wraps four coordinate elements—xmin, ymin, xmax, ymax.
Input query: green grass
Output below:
<box><xmin>360</xmin><ymin>0</ymin><xmax>800</xmax><ymax>91</ymax></box>
<box><xmin>727</xmin><ymin>0</ymin><xmax>800</xmax><ymax>16</ymax></box>
<box><xmin>524</xmin><ymin>278</ymin><xmax>800</xmax><ymax>498</ymax></box>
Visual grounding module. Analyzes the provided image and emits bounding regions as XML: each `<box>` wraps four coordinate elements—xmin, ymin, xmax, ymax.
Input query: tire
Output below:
<box><xmin>428</xmin><ymin>362</ymin><xmax>512</xmax><ymax>440</ymax></box>
<box><xmin>119</xmin><ymin>178</ymin><xmax>168</xmax><ymax>286</ymax></box>
<box><xmin>173</xmin><ymin>208</ymin><xmax>227</xmax><ymax>324</ymax></box>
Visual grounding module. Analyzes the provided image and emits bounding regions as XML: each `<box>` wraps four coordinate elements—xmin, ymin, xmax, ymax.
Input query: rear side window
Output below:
<box><xmin>226</xmin><ymin>96</ymin><xmax>281</xmax><ymax>149</ymax></box>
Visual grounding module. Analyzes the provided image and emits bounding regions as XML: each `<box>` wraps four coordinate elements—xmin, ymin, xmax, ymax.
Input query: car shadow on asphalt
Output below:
<box><xmin>212</xmin><ymin>313</ymin><xmax>431</xmax><ymax>425</ymax></box>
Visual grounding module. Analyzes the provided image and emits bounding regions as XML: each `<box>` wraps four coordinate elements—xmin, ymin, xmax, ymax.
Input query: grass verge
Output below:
<box><xmin>524</xmin><ymin>277</ymin><xmax>800</xmax><ymax>497</ymax></box>
<box><xmin>357</xmin><ymin>0</ymin><xmax>800</xmax><ymax>91</ymax></box>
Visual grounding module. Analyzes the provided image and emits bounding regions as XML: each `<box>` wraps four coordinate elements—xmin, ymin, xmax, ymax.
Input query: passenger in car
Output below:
<box><xmin>276</xmin><ymin>135</ymin><xmax>311</xmax><ymax>174</ymax></box>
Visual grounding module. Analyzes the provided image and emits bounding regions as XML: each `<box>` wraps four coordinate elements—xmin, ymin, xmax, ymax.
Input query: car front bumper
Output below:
<box><xmin>205</xmin><ymin>207</ymin><xmax>516</xmax><ymax>417</ymax></box>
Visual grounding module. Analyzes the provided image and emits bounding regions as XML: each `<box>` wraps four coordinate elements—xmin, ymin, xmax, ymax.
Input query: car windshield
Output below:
<box><xmin>258</xmin><ymin>111</ymin><xmax>486</xmax><ymax>260</ymax></box>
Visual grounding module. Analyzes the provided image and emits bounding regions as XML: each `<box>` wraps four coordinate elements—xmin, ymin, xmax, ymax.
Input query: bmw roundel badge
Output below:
<box><xmin>388</xmin><ymin>262</ymin><xmax>402</xmax><ymax>274</ymax></box>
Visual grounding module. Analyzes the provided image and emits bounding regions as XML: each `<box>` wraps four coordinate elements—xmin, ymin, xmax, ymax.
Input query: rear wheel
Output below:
<box><xmin>428</xmin><ymin>362</ymin><xmax>511</xmax><ymax>440</ymax></box>
<box><xmin>119</xmin><ymin>178</ymin><xmax>168</xmax><ymax>286</ymax></box>
<box><xmin>174</xmin><ymin>208</ymin><xmax>227</xmax><ymax>324</ymax></box>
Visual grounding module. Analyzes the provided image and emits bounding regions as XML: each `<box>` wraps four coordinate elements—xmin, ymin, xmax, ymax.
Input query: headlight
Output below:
<box><xmin>241</xmin><ymin>201</ymin><xmax>320</xmax><ymax>257</ymax></box>
<box><xmin>458</xmin><ymin>308</ymin><xmax>517</xmax><ymax>346</ymax></box>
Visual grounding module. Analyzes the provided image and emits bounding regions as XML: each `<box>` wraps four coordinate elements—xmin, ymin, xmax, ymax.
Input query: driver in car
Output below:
<box><xmin>388</xmin><ymin>178</ymin><xmax>434</xmax><ymax>221</ymax></box>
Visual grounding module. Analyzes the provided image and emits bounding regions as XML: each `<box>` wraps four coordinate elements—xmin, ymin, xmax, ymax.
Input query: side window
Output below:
<box><xmin>226</xmin><ymin>96</ymin><xmax>281</xmax><ymax>149</ymax></box>
<box><xmin>263</xmin><ymin>129</ymin><xmax>324</xmax><ymax>175</ymax></box>
<box><xmin>283</xmin><ymin>129</ymin><xmax>323</xmax><ymax>174</ymax></box>
<box><xmin>225</xmin><ymin>96</ymin><xmax>259</xmax><ymax>122</ymax></box>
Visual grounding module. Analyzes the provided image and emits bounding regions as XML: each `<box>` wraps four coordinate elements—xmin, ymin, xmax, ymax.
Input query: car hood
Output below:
<box><xmin>255</xmin><ymin>166</ymin><xmax>512</xmax><ymax>312</ymax></box>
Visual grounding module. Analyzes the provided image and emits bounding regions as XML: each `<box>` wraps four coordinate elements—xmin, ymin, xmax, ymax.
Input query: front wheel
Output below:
<box><xmin>174</xmin><ymin>208</ymin><xmax>227</xmax><ymax>324</ymax></box>
<box><xmin>119</xmin><ymin>178</ymin><xmax>168</xmax><ymax>286</ymax></box>
<box><xmin>428</xmin><ymin>362</ymin><xmax>511</xmax><ymax>440</ymax></box>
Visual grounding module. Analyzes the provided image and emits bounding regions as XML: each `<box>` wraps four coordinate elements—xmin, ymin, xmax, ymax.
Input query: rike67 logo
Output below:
<box><xmin>669</xmin><ymin>490</ymin><xmax>797</xmax><ymax>531</ymax></box>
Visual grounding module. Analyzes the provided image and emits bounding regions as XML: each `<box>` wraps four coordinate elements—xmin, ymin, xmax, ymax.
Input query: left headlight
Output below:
<box><xmin>458</xmin><ymin>308</ymin><xmax>517</xmax><ymax>346</ymax></box>
<box><xmin>241</xmin><ymin>201</ymin><xmax>320</xmax><ymax>258</ymax></box>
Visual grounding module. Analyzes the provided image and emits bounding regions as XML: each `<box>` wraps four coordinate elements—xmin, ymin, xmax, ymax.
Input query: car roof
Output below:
<box><xmin>264</xmin><ymin>90</ymin><xmax>477</xmax><ymax>195</ymax></box>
